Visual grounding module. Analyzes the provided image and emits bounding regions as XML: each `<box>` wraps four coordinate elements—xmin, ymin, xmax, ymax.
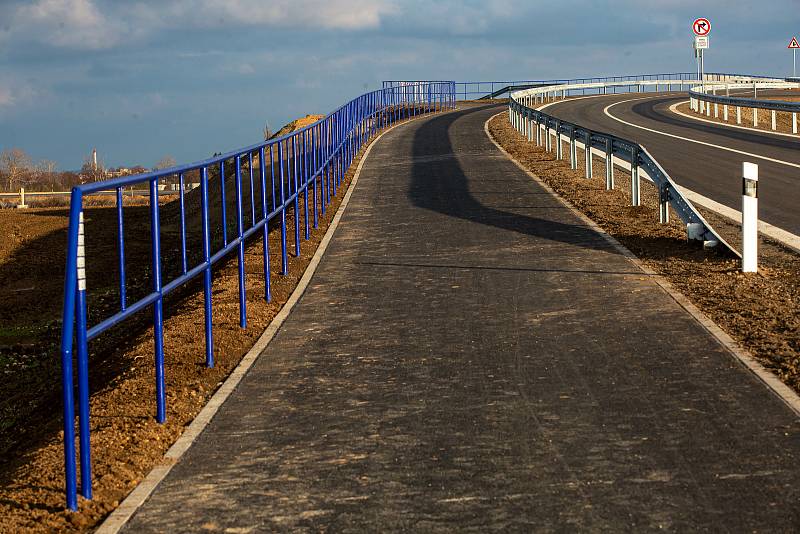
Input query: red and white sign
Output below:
<box><xmin>693</xmin><ymin>18</ymin><xmax>711</xmax><ymax>36</ymax></box>
<box><xmin>789</xmin><ymin>37</ymin><xmax>800</xmax><ymax>49</ymax></box>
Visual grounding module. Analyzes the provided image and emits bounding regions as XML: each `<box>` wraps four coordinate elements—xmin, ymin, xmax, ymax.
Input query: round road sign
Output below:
<box><xmin>693</xmin><ymin>18</ymin><xmax>711</xmax><ymax>36</ymax></box>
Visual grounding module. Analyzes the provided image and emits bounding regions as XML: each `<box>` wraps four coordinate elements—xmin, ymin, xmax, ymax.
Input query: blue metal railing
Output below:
<box><xmin>59</xmin><ymin>81</ymin><xmax>457</xmax><ymax>510</ymax></box>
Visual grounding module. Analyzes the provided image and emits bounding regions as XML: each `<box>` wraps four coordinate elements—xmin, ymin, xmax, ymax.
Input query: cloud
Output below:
<box><xmin>178</xmin><ymin>0</ymin><xmax>398</xmax><ymax>30</ymax></box>
<box><xmin>13</xmin><ymin>0</ymin><xmax>124</xmax><ymax>50</ymax></box>
<box><xmin>2</xmin><ymin>0</ymin><xmax>398</xmax><ymax>54</ymax></box>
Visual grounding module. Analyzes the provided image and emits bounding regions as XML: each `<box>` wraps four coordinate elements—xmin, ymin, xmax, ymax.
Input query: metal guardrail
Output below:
<box><xmin>689</xmin><ymin>80</ymin><xmax>800</xmax><ymax>113</ymax></box>
<box><xmin>58</xmin><ymin>81</ymin><xmax>456</xmax><ymax>510</ymax></box>
<box><xmin>446</xmin><ymin>72</ymin><xmax>779</xmax><ymax>100</ymax></box>
<box><xmin>509</xmin><ymin>79</ymin><xmax>741</xmax><ymax>254</ymax></box>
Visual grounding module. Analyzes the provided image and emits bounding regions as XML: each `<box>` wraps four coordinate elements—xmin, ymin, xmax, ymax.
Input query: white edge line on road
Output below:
<box><xmin>484</xmin><ymin>111</ymin><xmax>800</xmax><ymax>419</ymax></box>
<box><xmin>603</xmin><ymin>97</ymin><xmax>800</xmax><ymax>170</ymax></box>
<box><xmin>669</xmin><ymin>100</ymin><xmax>800</xmax><ymax>140</ymax></box>
<box><xmin>95</xmin><ymin>111</ymin><xmax>435</xmax><ymax>534</ymax></box>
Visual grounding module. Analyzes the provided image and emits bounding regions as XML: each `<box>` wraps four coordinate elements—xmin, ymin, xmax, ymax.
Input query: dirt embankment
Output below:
<box><xmin>488</xmin><ymin>113</ymin><xmax>800</xmax><ymax>392</ymax></box>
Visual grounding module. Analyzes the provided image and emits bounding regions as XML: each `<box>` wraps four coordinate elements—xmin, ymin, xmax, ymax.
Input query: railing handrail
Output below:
<box><xmin>454</xmin><ymin>72</ymin><xmax>783</xmax><ymax>99</ymax></box>
<box><xmin>59</xmin><ymin>80</ymin><xmax>457</xmax><ymax>511</ymax></box>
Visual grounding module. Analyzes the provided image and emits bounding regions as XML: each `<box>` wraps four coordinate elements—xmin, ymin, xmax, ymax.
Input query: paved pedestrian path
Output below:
<box><xmin>123</xmin><ymin>104</ymin><xmax>800</xmax><ymax>532</ymax></box>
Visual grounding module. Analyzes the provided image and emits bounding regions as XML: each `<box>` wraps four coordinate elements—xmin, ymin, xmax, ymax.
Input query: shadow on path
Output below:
<box><xmin>408</xmin><ymin>106</ymin><xmax>620</xmax><ymax>255</ymax></box>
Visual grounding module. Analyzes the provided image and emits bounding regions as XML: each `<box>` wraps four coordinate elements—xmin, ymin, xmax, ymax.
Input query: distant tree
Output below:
<box><xmin>0</xmin><ymin>148</ymin><xmax>32</xmax><ymax>191</ymax></box>
<box><xmin>28</xmin><ymin>160</ymin><xmax>59</xmax><ymax>191</ymax></box>
<box><xmin>155</xmin><ymin>155</ymin><xmax>176</xmax><ymax>170</ymax></box>
<box><xmin>263</xmin><ymin>122</ymin><xmax>272</xmax><ymax>140</ymax></box>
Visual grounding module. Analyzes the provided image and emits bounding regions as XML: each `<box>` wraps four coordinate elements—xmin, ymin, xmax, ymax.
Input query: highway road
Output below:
<box><xmin>542</xmin><ymin>91</ymin><xmax>800</xmax><ymax>236</ymax></box>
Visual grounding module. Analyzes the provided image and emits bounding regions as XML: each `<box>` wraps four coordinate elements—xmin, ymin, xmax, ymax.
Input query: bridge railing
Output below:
<box><xmin>688</xmin><ymin>80</ymin><xmax>800</xmax><ymax>132</ymax></box>
<box><xmin>508</xmin><ymin>78</ymin><xmax>746</xmax><ymax>253</ymax></box>
<box><xmin>451</xmin><ymin>72</ymin><xmax>777</xmax><ymax>100</ymax></box>
<box><xmin>59</xmin><ymin>81</ymin><xmax>456</xmax><ymax>510</ymax></box>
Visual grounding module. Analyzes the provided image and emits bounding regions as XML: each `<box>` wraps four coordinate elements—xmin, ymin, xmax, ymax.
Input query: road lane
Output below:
<box><xmin>544</xmin><ymin>92</ymin><xmax>800</xmax><ymax>235</ymax></box>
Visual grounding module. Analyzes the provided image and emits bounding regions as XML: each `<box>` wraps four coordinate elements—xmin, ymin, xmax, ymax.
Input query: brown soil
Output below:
<box><xmin>488</xmin><ymin>113</ymin><xmax>800</xmax><ymax>390</ymax></box>
<box><xmin>679</xmin><ymin>91</ymin><xmax>800</xmax><ymax>135</ymax></box>
<box><xmin>271</xmin><ymin>114</ymin><xmax>326</xmax><ymax>139</ymax></box>
<box><xmin>0</xmin><ymin>108</ymin><xmax>428</xmax><ymax>532</ymax></box>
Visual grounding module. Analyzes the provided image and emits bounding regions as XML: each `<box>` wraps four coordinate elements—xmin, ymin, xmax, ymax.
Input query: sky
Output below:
<box><xmin>0</xmin><ymin>0</ymin><xmax>797</xmax><ymax>171</ymax></box>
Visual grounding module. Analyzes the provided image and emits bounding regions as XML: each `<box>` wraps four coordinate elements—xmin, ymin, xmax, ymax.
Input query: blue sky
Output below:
<box><xmin>0</xmin><ymin>0</ymin><xmax>796</xmax><ymax>170</ymax></box>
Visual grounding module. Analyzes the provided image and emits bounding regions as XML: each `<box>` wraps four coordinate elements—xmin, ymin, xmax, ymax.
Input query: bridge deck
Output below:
<box><xmin>123</xmin><ymin>104</ymin><xmax>800</xmax><ymax>531</ymax></box>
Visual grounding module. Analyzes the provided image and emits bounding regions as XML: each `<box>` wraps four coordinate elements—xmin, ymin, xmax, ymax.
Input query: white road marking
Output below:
<box><xmin>603</xmin><ymin>97</ymin><xmax>800</xmax><ymax>169</ymax></box>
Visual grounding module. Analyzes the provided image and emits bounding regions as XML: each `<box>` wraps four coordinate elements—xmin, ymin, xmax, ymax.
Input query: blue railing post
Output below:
<box><xmin>75</xmin><ymin>210</ymin><xmax>91</xmax><ymax>499</ymax></box>
<box><xmin>234</xmin><ymin>155</ymin><xmax>247</xmax><ymax>329</ymax></box>
<box><xmin>248</xmin><ymin>153</ymin><xmax>256</xmax><ymax>227</ymax></box>
<box><xmin>200</xmin><ymin>167</ymin><xmax>214</xmax><ymax>368</ymax></box>
<box><xmin>219</xmin><ymin>160</ymin><xmax>227</xmax><ymax>247</ymax></box>
<box><xmin>116</xmin><ymin>188</ymin><xmax>127</xmax><ymax>311</ymax></box>
<box><xmin>292</xmin><ymin>136</ymin><xmax>301</xmax><ymax>258</ymax></box>
<box><xmin>303</xmin><ymin>130</ymin><xmax>310</xmax><ymax>240</ymax></box>
<box><xmin>150</xmin><ymin>178</ymin><xmax>166</xmax><ymax>423</ymax></box>
<box><xmin>278</xmin><ymin>140</ymin><xmax>288</xmax><ymax>275</ymax></box>
<box><xmin>258</xmin><ymin>147</ymin><xmax>271</xmax><ymax>303</ymax></box>
<box><xmin>178</xmin><ymin>174</ymin><xmax>187</xmax><ymax>275</ymax></box>
<box><xmin>60</xmin><ymin>189</ymin><xmax>83</xmax><ymax>511</ymax></box>
<box><xmin>312</xmin><ymin>126</ymin><xmax>319</xmax><ymax>229</ymax></box>
<box><xmin>321</xmin><ymin>123</ymin><xmax>328</xmax><ymax>214</ymax></box>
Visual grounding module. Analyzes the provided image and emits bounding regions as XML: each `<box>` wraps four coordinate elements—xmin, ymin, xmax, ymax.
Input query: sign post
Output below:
<box><xmin>692</xmin><ymin>18</ymin><xmax>711</xmax><ymax>87</ymax></box>
<box><xmin>789</xmin><ymin>37</ymin><xmax>800</xmax><ymax>78</ymax></box>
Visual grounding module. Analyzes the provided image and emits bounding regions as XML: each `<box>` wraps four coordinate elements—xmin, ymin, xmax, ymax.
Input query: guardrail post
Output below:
<box><xmin>771</xmin><ymin>110</ymin><xmax>777</xmax><ymax>131</ymax></box>
<box><xmin>737</xmin><ymin>106</ymin><xmax>742</xmax><ymax>124</ymax></box>
<box><xmin>545</xmin><ymin>120</ymin><xmax>551</xmax><ymax>152</ymax></box>
<box><xmin>753</xmin><ymin>107</ymin><xmax>758</xmax><ymax>127</ymax></box>
<box><xmin>714</xmin><ymin>103</ymin><xmax>718</xmax><ymax>118</ymax></box>
<box><xmin>17</xmin><ymin>187</ymin><xmax>27</xmax><ymax>208</ymax></box>
<box><xmin>535</xmin><ymin>114</ymin><xmax>541</xmax><ymax>146</ymax></box>
<box><xmin>630</xmin><ymin>146</ymin><xmax>640</xmax><ymax>206</ymax></box>
<box><xmin>706</xmin><ymin>100</ymin><xmax>711</xmax><ymax>117</ymax></box>
<box><xmin>605</xmin><ymin>138</ymin><xmax>614</xmax><ymax>190</ymax></box>
<box><xmin>659</xmin><ymin>184</ymin><xmax>670</xmax><ymax>223</ymax></box>
<box><xmin>555</xmin><ymin>121</ymin><xmax>562</xmax><ymax>160</ymax></box>
<box><xmin>150</xmin><ymin>178</ymin><xmax>166</xmax><ymax>424</ymax></box>
<box><xmin>584</xmin><ymin>130</ymin><xmax>593</xmax><ymax>179</ymax></box>
<box><xmin>527</xmin><ymin>110</ymin><xmax>533</xmax><ymax>142</ymax></box>
<box><xmin>569</xmin><ymin>127</ymin><xmax>577</xmax><ymax>170</ymax></box>
<box><xmin>723</xmin><ymin>104</ymin><xmax>728</xmax><ymax>121</ymax></box>
<box><xmin>742</xmin><ymin>162</ymin><xmax>758</xmax><ymax>273</ymax></box>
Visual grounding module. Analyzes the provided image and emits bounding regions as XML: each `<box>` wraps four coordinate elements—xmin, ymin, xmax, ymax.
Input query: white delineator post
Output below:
<box><xmin>742</xmin><ymin>162</ymin><xmax>759</xmax><ymax>273</ymax></box>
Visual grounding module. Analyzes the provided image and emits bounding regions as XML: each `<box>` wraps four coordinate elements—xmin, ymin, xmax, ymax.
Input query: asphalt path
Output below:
<box><xmin>120</xmin><ymin>104</ymin><xmax>800</xmax><ymax>532</ymax></box>
<box><xmin>543</xmin><ymin>92</ymin><xmax>800</xmax><ymax>235</ymax></box>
